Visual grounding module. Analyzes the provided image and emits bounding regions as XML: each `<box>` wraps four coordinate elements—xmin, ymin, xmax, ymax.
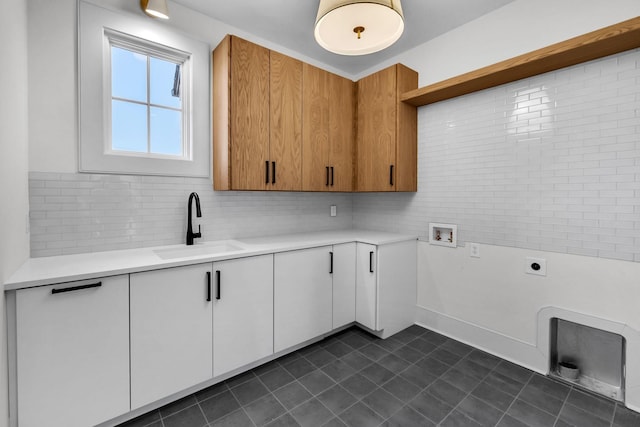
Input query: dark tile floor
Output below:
<box><xmin>118</xmin><ymin>325</ymin><xmax>640</xmax><ymax>427</ymax></box>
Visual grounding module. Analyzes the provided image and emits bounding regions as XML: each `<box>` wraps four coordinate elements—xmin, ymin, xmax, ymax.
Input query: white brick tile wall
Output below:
<box><xmin>354</xmin><ymin>48</ymin><xmax>640</xmax><ymax>263</ymax></box>
<box><xmin>29</xmin><ymin>173</ymin><xmax>353</xmax><ymax>257</ymax></box>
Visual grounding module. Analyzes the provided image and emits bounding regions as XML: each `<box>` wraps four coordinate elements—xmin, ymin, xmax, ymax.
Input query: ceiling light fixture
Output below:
<box><xmin>314</xmin><ymin>0</ymin><xmax>404</xmax><ymax>56</ymax></box>
<box><xmin>140</xmin><ymin>0</ymin><xmax>170</xmax><ymax>20</ymax></box>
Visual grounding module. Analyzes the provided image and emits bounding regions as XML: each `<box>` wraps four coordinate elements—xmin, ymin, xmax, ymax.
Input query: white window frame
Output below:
<box><xmin>79</xmin><ymin>1</ymin><xmax>210</xmax><ymax>177</ymax></box>
<box><xmin>105</xmin><ymin>29</ymin><xmax>191</xmax><ymax>160</ymax></box>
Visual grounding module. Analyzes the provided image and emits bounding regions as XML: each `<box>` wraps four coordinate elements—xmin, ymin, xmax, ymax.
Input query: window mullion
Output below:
<box><xmin>146</xmin><ymin>55</ymin><xmax>151</xmax><ymax>154</ymax></box>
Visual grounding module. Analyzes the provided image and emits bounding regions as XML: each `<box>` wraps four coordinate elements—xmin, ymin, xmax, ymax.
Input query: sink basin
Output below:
<box><xmin>154</xmin><ymin>241</ymin><xmax>245</xmax><ymax>260</ymax></box>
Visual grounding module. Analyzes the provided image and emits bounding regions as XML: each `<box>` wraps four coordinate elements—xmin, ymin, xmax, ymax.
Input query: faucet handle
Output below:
<box><xmin>194</xmin><ymin>224</ymin><xmax>202</xmax><ymax>238</ymax></box>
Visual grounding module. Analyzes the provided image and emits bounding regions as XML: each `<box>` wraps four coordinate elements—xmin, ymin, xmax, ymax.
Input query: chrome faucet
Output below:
<box><xmin>186</xmin><ymin>192</ymin><xmax>202</xmax><ymax>245</ymax></box>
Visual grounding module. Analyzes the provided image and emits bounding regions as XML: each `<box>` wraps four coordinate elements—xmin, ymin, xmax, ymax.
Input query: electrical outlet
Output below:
<box><xmin>330</xmin><ymin>205</ymin><xmax>337</xmax><ymax>217</ymax></box>
<box><xmin>525</xmin><ymin>257</ymin><xmax>546</xmax><ymax>276</ymax></box>
<box><xmin>469</xmin><ymin>242</ymin><xmax>480</xmax><ymax>258</ymax></box>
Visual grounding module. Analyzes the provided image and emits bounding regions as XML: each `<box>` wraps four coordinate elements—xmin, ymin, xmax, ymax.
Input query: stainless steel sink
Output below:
<box><xmin>153</xmin><ymin>241</ymin><xmax>245</xmax><ymax>260</ymax></box>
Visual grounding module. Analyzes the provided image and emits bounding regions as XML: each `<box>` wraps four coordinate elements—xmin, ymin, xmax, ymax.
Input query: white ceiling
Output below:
<box><xmin>171</xmin><ymin>0</ymin><xmax>517</xmax><ymax>75</ymax></box>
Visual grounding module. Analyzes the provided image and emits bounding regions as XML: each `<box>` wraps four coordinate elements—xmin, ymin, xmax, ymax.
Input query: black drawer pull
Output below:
<box><xmin>51</xmin><ymin>282</ymin><xmax>102</xmax><ymax>294</ymax></box>
<box><xmin>326</xmin><ymin>166</ymin><xmax>329</xmax><ymax>186</ymax></box>
<box><xmin>369</xmin><ymin>251</ymin><xmax>374</xmax><ymax>273</ymax></box>
<box><xmin>216</xmin><ymin>270</ymin><xmax>221</xmax><ymax>300</ymax></box>
<box><xmin>390</xmin><ymin>165</ymin><xmax>394</xmax><ymax>186</ymax></box>
<box><xmin>329</xmin><ymin>251</ymin><xmax>333</xmax><ymax>274</ymax></box>
<box><xmin>206</xmin><ymin>272</ymin><xmax>212</xmax><ymax>302</ymax></box>
<box><xmin>265</xmin><ymin>161</ymin><xmax>270</xmax><ymax>184</ymax></box>
<box><xmin>330</xmin><ymin>167</ymin><xmax>334</xmax><ymax>186</ymax></box>
<box><xmin>272</xmin><ymin>162</ymin><xmax>276</xmax><ymax>184</ymax></box>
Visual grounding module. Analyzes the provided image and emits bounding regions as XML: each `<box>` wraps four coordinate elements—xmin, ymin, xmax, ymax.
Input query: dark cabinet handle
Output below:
<box><xmin>331</xmin><ymin>167</ymin><xmax>334</xmax><ymax>186</ymax></box>
<box><xmin>390</xmin><ymin>165</ymin><xmax>394</xmax><ymax>186</ymax></box>
<box><xmin>369</xmin><ymin>251</ymin><xmax>374</xmax><ymax>273</ymax></box>
<box><xmin>51</xmin><ymin>281</ymin><xmax>102</xmax><ymax>294</ymax></box>
<box><xmin>216</xmin><ymin>270</ymin><xmax>221</xmax><ymax>300</ymax></box>
<box><xmin>329</xmin><ymin>251</ymin><xmax>333</xmax><ymax>274</ymax></box>
<box><xmin>271</xmin><ymin>162</ymin><xmax>276</xmax><ymax>184</ymax></box>
<box><xmin>326</xmin><ymin>166</ymin><xmax>329</xmax><ymax>186</ymax></box>
<box><xmin>206</xmin><ymin>272</ymin><xmax>212</xmax><ymax>302</ymax></box>
<box><xmin>265</xmin><ymin>161</ymin><xmax>270</xmax><ymax>184</ymax></box>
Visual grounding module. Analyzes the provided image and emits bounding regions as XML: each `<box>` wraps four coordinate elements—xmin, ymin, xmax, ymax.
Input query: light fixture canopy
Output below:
<box><xmin>140</xmin><ymin>0</ymin><xmax>169</xmax><ymax>20</ymax></box>
<box><xmin>314</xmin><ymin>0</ymin><xmax>404</xmax><ymax>56</ymax></box>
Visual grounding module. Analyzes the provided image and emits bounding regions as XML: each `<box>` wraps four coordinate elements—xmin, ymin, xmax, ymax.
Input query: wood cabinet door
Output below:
<box><xmin>130</xmin><ymin>264</ymin><xmax>213</xmax><ymax>409</ymax></box>
<box><xmin>16</xmin><ymin>276</ymin><xmax>130</xmax><ymax>427</ymax></box>
<box><xmin>356</xmin><ymin>243</ymin><xmax>378</xmax><ymax>330</ymax></box>
<box><xmin>270</xmin><ymin>51</ymin><xmax>302</xmax><ymax>191</ymax></box>
<box><xmin>395</xmin><ymin>65</ymin><xmax>418</xmax><ymax>192</ymax></box>
<box><xmin>230</xmin><ymin>36</ymin><xmax>270</xmax><ymax>190</ymax></box>
<box><xmin>332</xmin><ymin>243</ymin><xmax>356</xmax><ymax>328</ymax></box>
<box><xmin>302</xmin><ymin>63</ymin><xmax>330</xmax><ymax>191</ymax></box>
<box><xmin>274</xmin><ymin>246</ymin><xmax>333</xmax><ymax>352</ymax></box>
<box><xmin>328</xmin><ymin>73</ymin><xmax>355</xmax><ymax>192</ymax></box>
<box><xmin>213</xmin><ymin>255</ymin><xmax>274</xmax><ymax>377</ymax></box>
<box><xmin>356</xmin><ymin>66</ymin><xmax>397</xmax><ymax>192</ymax></box>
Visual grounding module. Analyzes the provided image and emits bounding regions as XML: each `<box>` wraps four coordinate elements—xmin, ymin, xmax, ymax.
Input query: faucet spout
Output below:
<box><xmin>186</xmin><ymin>192</ymin><xmax>202</xmax><ymax>245</ymax></box>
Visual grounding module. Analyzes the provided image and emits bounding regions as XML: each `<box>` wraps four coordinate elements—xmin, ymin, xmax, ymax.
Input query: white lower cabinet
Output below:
<box><xmin>213</xmin><ymin>255</ymin><xmax>274</xmax><ymax>376</ymax></box>
<box><xmin>274</xmin><ymin>246</ymin><xmax>333</xmax><ymax>352</ymax></box>
<box><xmin>15</xmin><ymin>276</ymin><xmax>130</xmax><ymax>427</ymax></box>
<box><xmin>356</xmin><ymin>240</ymin><xmax>417</xmax><ymax>338</ymax></box>
<box><xmin>332</xmin><ymin>243</ymin><xmax>356</xmax><ymax>328</ymax></box>
<box><xmin>130</xmin><ymin>263</ymin><xmax>213</xmax><ymax>409</ymax></box>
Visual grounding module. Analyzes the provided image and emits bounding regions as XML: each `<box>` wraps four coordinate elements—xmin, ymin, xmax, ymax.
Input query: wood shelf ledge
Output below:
<box><xmin>401</xmin><ymin>16</ymin><xmax>640</xmax><ymax>107</ymax></box>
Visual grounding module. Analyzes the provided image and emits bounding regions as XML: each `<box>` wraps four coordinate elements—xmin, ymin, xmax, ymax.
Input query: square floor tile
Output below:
<box><xmin>482</xmin><ymin>371</ymin><xmax>526</xmax><ymax>396</ymax></box>
<box><xmin>440</xmin><ymin>367</ymin><xmax>483</xmax><ymax>393</ymax></box>
<box><xmin>507</xmin><ymin>399</ymin><xmax>557</xmax><ymax>427</ymax></box>
<box><xmin>299</xmin><ymin>369</ymin><xmax>336</xmax><ymax>395</ymax></box>
<box><xmin>260</xmin><ymin>366</ymin><xmax>296</xmax><ymax>392</ymax></box>
<box><xmin>440</xmin><ymin>410</ymin><xmax>483</xmax><ymax>427</ymax></box>
<box><xmin>338</xmin><ymin>401</ymin><xmax>384</xmax><ymax>427</ymax></box>
<box><xmin>429</xmin><ymin>347</ymin><xmax>463</xmax><ymax>366</ymax></box>
<box><xmin>494</xmin><ymin>360</ymin><xmax>533</xmax><ymax>384</ymax></box>
<box><xmin>565</xmin><ymin>388</ymin><xmax>615</xmax><ymax>421</ymax></box>
<box><xmin>283</xmin><ymin>358</ymin><xmax>316</xmax><ymax>379</ymax></box>
<box><xmin>272</xmin><ymin>381</ymin><xmax>312</xmax><ymax>411</ymax></box>
<box><xmin>360</xmin><ymin>362</ymin><xmax>396</xmax><ymax>386</ymax></box>
<box><xmin>409</xmin><ymin>391</ymin><xmax>454</xmax><ymax>424</ymax></box>
<box><xmin>415</xmin><ymin>356</ymin><xmax>450</xmax><ymax>377</ymax></box>
<box><xmin>340</xmin><ymin>373</ymin><xmax>377</xmax><ymax>399</ymax></box>
<box><xmin>358</xmin><ymin>343</ymin><xmax>390</xmax><ymax>361</ymax></box>
<box><xmin>392</xmin><ymin>345</ymin><xmax>424</xmax><ymax>364</ymax></box>
<box><xmin>559</xmin><ymin>403</ymin><xmax>611</xmax><ymax>427</ymax></box>
<box><xmin>425</xmin><ymin>379</ymin><xmax>467</xmax><ymax>407</ymax></box>
<box><xmin>465</xmin><ymin>349</ymin><xmax>501</xmax><ymax>370</ymax></box>
<box><xmin>199</xmin><ymin>390</ymin><xmax>241</xmax><ymax>423</ymax></box>
<box><xmin>324</xmin><ymin>341</ymin><xmax>354</xmax><ymax>358</ymax></box>
<box><xmin>456</xmin><ymin>395</ymin><xmax>504</xmax><ymax>426</ymax></box>
<box><xmin>162</xmin><ymin>405</ymin><xmax>207</xmax><ymax>427</ymax></box>
<box><xmin>382</xmin><ymin>405</ymin><xmax>434</xmax><ymax>427</ymax></box>
<box><xmin>527</xmin><ymin>374</ymin><xmax>570</xmax><ymax>401</ymax></box>
<box><xmin>340</xmin><ymin>350</ymin><xmax>372</xmax><ymax>370</ymax></box>
<box><xmin>266</xmin><ymin>413</ymin><xmax>301</xmax><ymax>427</ymax></box>
<box><xmin>518</xmin><ymin>382</ymin><xmax>564</xmax><ymax>416</ymax></box>
<box><xmin>210</xmin><ymin>409</ymin><xmax>253</xmax><ymax>427</ymax></box>
<box><xmin>382</xmin><ymin>375</ymin><xmax>422</xmax><ymax>403</ymax></box>
<box><xmin>244</xmin><ymin>394</ymin><xmax>287</xmax><ymax>426</ymax></box>
<box><xmin>406</xmin><ymin>338</ymin><xmax>437</xmax><ymax>355</ymax></box>
<box><xmin>399</xmin><ymin>363</ymin><xmax>438</xmax><ymax>389</ymax></box>
<box><xmin>317</xmin><ymin>384</ymin><xmax>357</xmax><ymax>414</ymax></box>
<box><xmin>471</xmin><ymin>380</ymin><xmax>517</xmax><ymax>412</ymax></box>
<box><xmin>230</xmin><ymin>377</ymin><xmax>270</xmax><ymax>406</ymax></box>
<box><xmin>289</xmin><ymin>398</ymin><xmax>333</xmax><ymax>427</ymax></box>
<box><xmin>377</xmin><ymin>353</ymin><xmax>411</xmax><ymax>374</ymax></box>
<box><xmin>361</xmin><ymin>387</ymin><xmax>403</xmax><ymax>419</ymax></box>
<box><xmin>322</xmin><ymin>359</ymin><xmax>358</xmax><ymax>382</ymax></box>
<box><xmin>305</xmin><ymin>348</ymin><xmax>338</xmax><ymax>368</ymax></box>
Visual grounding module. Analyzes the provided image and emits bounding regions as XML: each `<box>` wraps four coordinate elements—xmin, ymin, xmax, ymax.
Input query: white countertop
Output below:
<box><xmin>5</xmin><ymin>230</ymin><xmax>416</xmax><ymax>291</ymax></box>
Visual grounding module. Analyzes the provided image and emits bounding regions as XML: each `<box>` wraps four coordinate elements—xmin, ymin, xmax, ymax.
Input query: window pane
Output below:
<box><xmin>150</xmin><ymin>107</ymin><xmax>182</xmax><ymax>155</ymax></box>
<box><xmin>150</xmin><ymin>57</ymin><xmax>181</xmax><ymax>109</ymax></box>
<box><xmin>111</xmin><ymin>46</ymin><xmax>147</xmax><ymax>102</ymax></box>
<box><xmin>112</xmin><ymin>100</ymin><xmax>148</xmax><ymax>153</ymax></box>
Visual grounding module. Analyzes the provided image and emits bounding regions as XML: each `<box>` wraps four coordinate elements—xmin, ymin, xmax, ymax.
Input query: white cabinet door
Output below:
<box><xmin>130</xmin><ymin>263</ymin><xmax>213</xmax><ymax>409</ymax></box>
<box><xmin>378</xmin><ymin>240</ymin><xmax>417</xmax><ymax>338</ymax></box>
<box><xmin>213</xmin><ymin>255</ymin><xmax>274</xmax><ymax>377</ymax></box>
<box><xmin>332</xmin><ymin>243</ymin><xmax>356</xmax><ymax>328</ymax></box>
<box><xmin>356</xmin><ymin>243</ymin><xmax>378</xmax><ymax>330</ymax></box>
<box><xmin>16</xmin><ymin>276</ymin><xmax>130</xmax><ymax>427</ymax></box>
<box><xmin>274</xmin><ymin>246</ymin><xmax>333</xmax><ymax>353</ymax></box>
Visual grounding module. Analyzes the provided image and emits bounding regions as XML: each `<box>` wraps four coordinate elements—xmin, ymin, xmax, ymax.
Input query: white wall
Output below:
<box><xmin>0</xmin><ymin>0</ymin><xmax>30</xmax><ymax>426</ymax></box>
<box><xmin>356</xmin><ymin>0</ymin><xmax>640</xmax><ymax>84</ymax></box>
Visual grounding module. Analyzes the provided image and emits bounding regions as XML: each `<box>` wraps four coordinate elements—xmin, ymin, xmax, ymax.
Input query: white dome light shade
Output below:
<box><xmin>315</xmin><ymin>0</ymin><xmax>404</xmax><ymax>56</ymax></box>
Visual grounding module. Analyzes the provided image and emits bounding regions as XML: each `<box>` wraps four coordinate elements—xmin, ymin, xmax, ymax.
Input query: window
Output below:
<box><xmin>79</xmin><ymin>2</ymin><xmax>209</xmax><ymax>177</ymax></box>
<box><xmin>107</xmin><ymin>31</ymin><xmax>189</xmax><ymax>159</ymax></box>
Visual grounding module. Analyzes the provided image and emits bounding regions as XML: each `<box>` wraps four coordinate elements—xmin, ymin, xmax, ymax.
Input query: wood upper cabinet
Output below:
<box><xmin>270</xmin><ymin>51</ymin><xmax>303</xmax><ymax>191</ymax></box>
<box><xmin>213</xmin><ymin>35</ymin><xmax>415</xmax><ymax>192</ymax></box>
<box><xmin>302</xmin><ymin>64</ymin><xmax>354</xmax><ymax>191</ymax></box>
<box><xmin>213</xmin><ymin>35</ymin><xmax>302</xmax><ymax>190</ymax></box>
<box><xmin>356</xmin><ymin>64</ymin><xmax>418</xmax><ymax>192</ymax></box>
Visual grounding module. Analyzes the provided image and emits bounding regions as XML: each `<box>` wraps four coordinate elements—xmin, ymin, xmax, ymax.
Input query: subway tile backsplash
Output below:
<box><xmin>29</xmin><ymin>49</ymin><xmax>639</xmax><ymax>261</ymax></box>
<box><xmin>354</xmin><ymin>49</ymin><xmax>640</xmax><ymax>262</ymax></box>
<box><xmin>29</xmin><ymin>173</ymin><xmax>353</xmax><ymax>257</ymax></box>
